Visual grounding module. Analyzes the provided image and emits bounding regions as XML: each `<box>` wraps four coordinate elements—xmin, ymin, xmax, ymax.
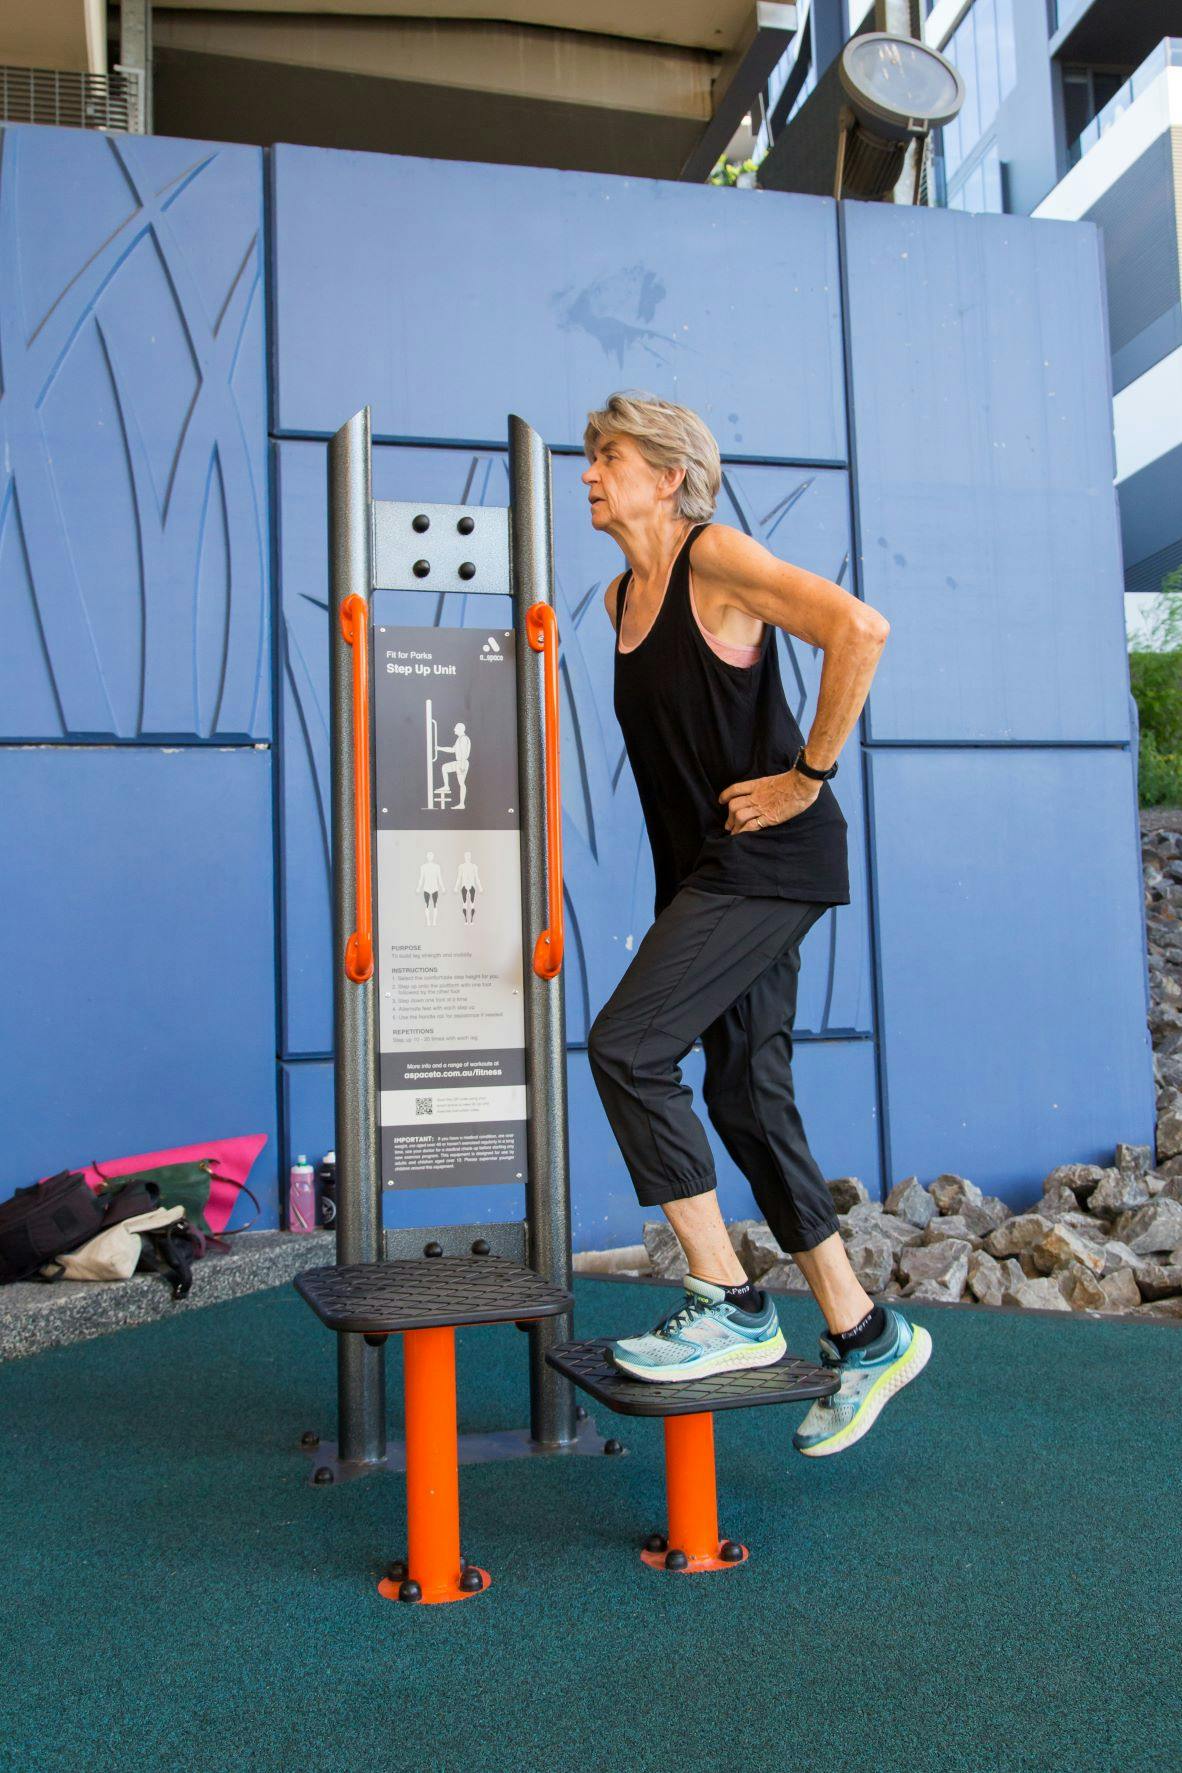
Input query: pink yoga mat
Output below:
<box><xmin>45</xmin><ymin>1134</ymin><xmax>269</xmax><ymax>1234</ymax></box>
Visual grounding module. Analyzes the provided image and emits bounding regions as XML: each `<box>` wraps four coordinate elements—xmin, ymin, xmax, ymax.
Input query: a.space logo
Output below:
<box><xmin>479</xmin><ymin>635</ymin><xmax>504</xmax><ymax>662</ymax></box>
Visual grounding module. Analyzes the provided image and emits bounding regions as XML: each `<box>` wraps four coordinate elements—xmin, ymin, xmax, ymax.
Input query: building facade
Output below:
<box><xmin>759</xmin><ymin>0</ymin><xmax>1182</xmax><ymax>638</ymax></box>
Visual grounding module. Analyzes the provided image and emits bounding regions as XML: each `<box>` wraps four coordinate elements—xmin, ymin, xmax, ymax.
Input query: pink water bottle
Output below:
<box><xmin>288</xmin><ymin>1155</ymin><xmax>317</xmax><ymax>1233</ymax></box>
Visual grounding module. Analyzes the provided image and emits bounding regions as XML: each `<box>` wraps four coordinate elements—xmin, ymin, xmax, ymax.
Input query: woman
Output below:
<box><xmin>583</xmin><ymin>390</ymin><xmax>930</xmax><ymax>1457</ymax></box>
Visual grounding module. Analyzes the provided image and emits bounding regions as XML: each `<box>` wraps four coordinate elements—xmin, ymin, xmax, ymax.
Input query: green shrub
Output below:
<box><xmin>1139</xmin><ymin>732</ymin><xmax>1182</xmax><ymax>807</ymax></box>
<box><xmin>1130</xmin><ymin>570</ymin><xmax>1182</xmax><ymax>805</ymax></box>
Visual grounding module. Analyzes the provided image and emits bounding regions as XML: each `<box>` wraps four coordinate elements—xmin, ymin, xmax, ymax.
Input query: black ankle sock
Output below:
<box><xmin>830</xmin><ymin>1303</ymin><xmax>886</xmax><ymax>1354</ymax></box>
<box><xmin>722</xmin><ymin>1279</ymin><xmax>764</xmax><ymax>1316</ymax></box>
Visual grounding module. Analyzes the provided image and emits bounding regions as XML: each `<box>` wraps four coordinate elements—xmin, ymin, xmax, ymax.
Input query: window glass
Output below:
<box><xmin>942</xmin><ymin>0</ymin><xmax>1018</xmax><ymax>184</ymax></box>
<box><xmin>1062</xmin><ymin>71</ymin><xmax>1091</xmax><ymax>143</ymax></box>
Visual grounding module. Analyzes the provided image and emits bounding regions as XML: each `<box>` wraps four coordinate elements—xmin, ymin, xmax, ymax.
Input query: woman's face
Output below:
<box><xmin>582</xmin><ymin>432</ymin><xmax>673</xmax><ymax>531</ymax></box>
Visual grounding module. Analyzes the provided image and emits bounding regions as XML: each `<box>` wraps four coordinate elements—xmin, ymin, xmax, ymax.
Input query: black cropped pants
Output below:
<box><xmin>586</xmin><ymin>885</ymin><xmax>840</xmax><ymax>1256</ymax></box>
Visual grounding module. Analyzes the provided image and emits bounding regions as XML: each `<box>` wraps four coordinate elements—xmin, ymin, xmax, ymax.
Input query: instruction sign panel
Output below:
<box><xmin>372</xmin><ymin>622</ymin><xmax>527</xmax><ymax>1190</ymax></box>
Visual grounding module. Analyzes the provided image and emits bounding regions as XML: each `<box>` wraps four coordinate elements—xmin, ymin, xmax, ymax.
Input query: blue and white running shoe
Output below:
<box><xmin>609</xmin><ymin>1274</ymin><xmax>787</xmax><ymax>1383</ymax></box>
<box><xmin>792</xmin><ymin>1305</ymin><xmax>932</xmax><ymax>1456</ymax></box>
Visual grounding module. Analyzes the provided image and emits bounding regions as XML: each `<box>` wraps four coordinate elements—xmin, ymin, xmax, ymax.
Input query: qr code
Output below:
<box><xmin>414</xmin><ymin>1096</ymin><xmax>433</xmax><ymax>1116</ymax></box>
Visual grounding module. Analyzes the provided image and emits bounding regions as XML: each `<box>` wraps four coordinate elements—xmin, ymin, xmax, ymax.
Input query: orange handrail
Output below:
<box><xmin>340</xmin><ymin>593</ymin><xmax>374</xmax><ymax>983</ymax></box>
<box><xmin>526</xmin><ymin>601</ymin><xmax>564</xmax><ymax>979</ymax></box>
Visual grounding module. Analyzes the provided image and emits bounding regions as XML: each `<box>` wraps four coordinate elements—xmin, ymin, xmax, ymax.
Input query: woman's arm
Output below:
<box><xmin>691</xmin><ymin>524</ymin><xmax>890</xmax><ymax>833</ymax></box>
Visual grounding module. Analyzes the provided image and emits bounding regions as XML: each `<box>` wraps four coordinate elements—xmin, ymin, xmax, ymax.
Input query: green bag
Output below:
<box><xmin>94</xmin><ymin>1160</ymin><xmax>260</xmax><ymax>1238</ymax></box>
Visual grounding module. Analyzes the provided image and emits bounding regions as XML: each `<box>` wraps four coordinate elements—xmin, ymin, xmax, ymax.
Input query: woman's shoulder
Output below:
<box><xmin>603</xmin><ymin>568</ymin><xmax>630</xmax><ymax>631</ymax></box>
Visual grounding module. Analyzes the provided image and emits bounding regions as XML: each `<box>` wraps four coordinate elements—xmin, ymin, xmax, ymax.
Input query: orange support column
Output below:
<box><xmin>640</xmin><ymin>1412</ymin><xmax>748</xmax><ymax>1575</ymax></box>
<box><xmin>377</xmin><ymin>1326</ymin><xmax>491</xmax><ymax>1604</ymax></box>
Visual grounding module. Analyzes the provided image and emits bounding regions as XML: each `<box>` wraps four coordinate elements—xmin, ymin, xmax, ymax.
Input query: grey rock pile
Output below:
<box><xmin>637</xmin><ymin>1146</ymin><xmax>1182</xmax><ymax>1317</ymax></box>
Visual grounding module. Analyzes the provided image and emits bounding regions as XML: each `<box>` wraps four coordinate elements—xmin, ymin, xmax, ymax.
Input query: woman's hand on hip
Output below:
<box><xmin>718</xmin><ymin>770</ymin><xmax>820</xmax><ymax>834</ymax></box>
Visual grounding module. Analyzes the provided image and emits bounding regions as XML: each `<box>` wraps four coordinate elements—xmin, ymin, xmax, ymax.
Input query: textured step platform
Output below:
<box><xmin>545</xmin><ymin>1336</ymin><xmax>838</xmax><ymax>1417</ymax></box>
<box><xmin>294</xmin><ymin>1255</ymin><xmax>574</xmax><ymax>1605</ymax></box>
<box><xmin>294</xmin><ymin>1254</ymin><xmax>573</xmax><ymax>1334</ymax></box>
<box><xmin>546</xmin><ymin>1335</ymin><xmax>840</xmax><ymax>1576</ymax></box>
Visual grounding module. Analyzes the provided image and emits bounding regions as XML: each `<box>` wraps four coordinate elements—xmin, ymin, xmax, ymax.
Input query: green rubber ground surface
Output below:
<box><xmin>2</xmin><ymin>1276</ymin><xmax>1179</xmax><ymax>1772</ymax></box>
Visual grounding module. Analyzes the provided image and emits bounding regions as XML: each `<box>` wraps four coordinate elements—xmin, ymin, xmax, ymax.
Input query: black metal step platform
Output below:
<box><xmin>545</xmin><ymin>1337</ymin><xmax>839</xmax><ymax>1419</ymax></box>
<box><xmin>294</xmin><ymin>1256</ymin><xmax>573</xmax><ymax>1334</ymax></box>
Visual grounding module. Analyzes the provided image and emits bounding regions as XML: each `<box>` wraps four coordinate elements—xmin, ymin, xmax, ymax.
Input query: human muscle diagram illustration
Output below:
<box><xmin>455</xmin><ymin>850</ymin><xmax>484</xmax><ymax>923</ymax></box>
<box><xmin>416</xmin><ymin>851</ymin><xmax>446</xmax><ymax>923</ymax></box>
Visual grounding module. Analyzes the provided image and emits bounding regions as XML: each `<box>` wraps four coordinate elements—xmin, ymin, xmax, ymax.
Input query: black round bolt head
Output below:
<box><xmin>665</xmin><ymin>1549</ymin><xmax>689</xmax><ymax>1572</ymax></box>
<box><xmin>470</xmin><ymin>1238</ymin><xmax>490</xmax><ymax>1256</ymax></box>
<box><xmin>604</xmin><ymin>1438</ymin><xmax>624</xmax><ymax>1456</ymax></box>
<box><xmin>575</xmin><ymin>1405</ymin><xmax>587</xmax><ymax>1421</ymax></box>
<box><xmin>412</xmin><ymin>559</ymin><xmax>431</xmax><ymax>578</ymax></box>
<box><xmin>398</xmin><ymin>1580</ymin><xmax>422</xmax><ymax>1603</ymax></box>
<box><xmin>459</xmin><ymin>1568</ymin><xmax>484</xmax><ymax>1593</ymax></box>
<box><xmin>424</xmin><ymin>1241</ymin><xmax>444</xmax><ymax>1258</ymax></box>
<box><xmin>300</xmin><ymin>1430</ymin><xmax>320</xmax><ymax>1449</ymax></box>
<box><xmin>364</xmin><ymin>1332</ymin><xmax>387</xmax><ymax>1347</ymax></box>
<box><xmin>457</xmin><ymin>515</ymin><xmax>475</xmax><ymax>534</ymax></box>
<box><xmin>458</xmin><ymin>561</ymin><xmax>476</xmax><ymax>581</ymax></box>
<box><xmin>312</xmin><ymin>1466</ymin><xmax>334</xmax><ymax>1485</ymax></box>
<box><xmin>720</xmin><ymin>1541</ymin><xmax>744</xmax><ymax>1563</ymax></box>
<box><xmin>385</xmin><ymin>1560</ymin><xmax>407</xmax><ymax>1582</ymax></box>
<box><xmin>644</xmin><ymin>1533</ymin><xmax>667</xmax><ymax>1554</ymax></box>
<box><xmin>412</xmin><ymin>513</ymin><xmax>430</xmax><ymax>532</ymax></box>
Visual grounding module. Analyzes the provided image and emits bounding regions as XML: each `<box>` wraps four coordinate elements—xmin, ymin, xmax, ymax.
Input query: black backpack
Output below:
<box><xmin>0</xmin><ymin>1170</ymin><xmax>108</xmax><ymax>1284</ymax></box>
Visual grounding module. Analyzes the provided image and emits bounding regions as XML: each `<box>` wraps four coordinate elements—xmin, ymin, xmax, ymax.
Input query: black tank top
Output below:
<box><xmin>613</xmin><ymin>521</ymin><xmax>851</xmax><ymax>917</ymax></box>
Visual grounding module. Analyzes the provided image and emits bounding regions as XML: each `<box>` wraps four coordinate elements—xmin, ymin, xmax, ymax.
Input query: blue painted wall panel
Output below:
<box><xmin>269</xmin><ymin>145</ymin><xmax>847</xmax><ymax>461</ymax></box>
<box><xmin>869</xmin><ymin>746</ymin><xmax>1153</xmax><ymax>1205</ymax></box>
<box><xmin>844</xmin><ymin>202</ymin><xmax>1130</xmax><ymax>744</ymax></box>
<box><xmin>0</xmin><ymin>747</ymin><xmax>280</xmax><ymax>1220</ymax></box>
<box><xmin>277</xmin><ymin>439</ymin><xmax>872</xmax><ymax>1057</ymax></box>
<box><xmin>0</xmin><ymin>125</ymin><xmax>270</xmax><ymax>741</ymax></box>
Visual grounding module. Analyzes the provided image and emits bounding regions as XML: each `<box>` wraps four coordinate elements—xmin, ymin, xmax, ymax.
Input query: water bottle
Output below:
<box><xmin>316</xmin><ymin>1150</ymin><xmax>337</xmax><ymax>1229</ymax></box>
<box><xmin>288</xmin><ymin>1155</ymin><xmax>317</xmax><ymax>1233</ymax></box>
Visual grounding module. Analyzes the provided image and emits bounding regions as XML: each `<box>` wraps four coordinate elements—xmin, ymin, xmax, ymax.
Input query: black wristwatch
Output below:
<box><xmin>791</xmin><ymin>744</ymin><xmax>838</xmax><ymax>782</ymax></box>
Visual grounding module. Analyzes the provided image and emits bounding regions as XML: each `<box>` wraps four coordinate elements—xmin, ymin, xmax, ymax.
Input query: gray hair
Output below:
<box><xmin>583</xmin><ymin>390</ymin><xmax>722</xmax><ymax>523</ymax></box>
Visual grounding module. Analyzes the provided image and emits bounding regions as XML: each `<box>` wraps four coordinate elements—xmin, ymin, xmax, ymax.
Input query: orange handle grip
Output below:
<box><xmin>340</xmin><ymin>593</ymin><xmax>374</xmax><ymax>983</ymax></box>
<box><xmin>526</xmin><ymin>601</ymin><xmax>564</xmax><ymax>980</ymax></box>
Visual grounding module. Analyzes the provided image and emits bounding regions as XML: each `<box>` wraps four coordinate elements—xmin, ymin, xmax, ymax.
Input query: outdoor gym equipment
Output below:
<box><xmin>546</xmin><ymin>1341</ymin><xmax>838</xmax><ymax>1574</ymax></box>
<box><xmin>293</xmin><ymin>404</ymin><xmax>837</xmax><ymax>1603</ymax></box>
<box><xmin>294</xmin><ymin>405</ymin><xmax>591</xmax><ymax>1604</ymax></box>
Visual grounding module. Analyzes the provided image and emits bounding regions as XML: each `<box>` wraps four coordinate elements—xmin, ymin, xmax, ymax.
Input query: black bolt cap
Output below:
<box><xmin>385</xmin><ymin>1560</ymin><xmax>407</xmax><ymax>1582</ymax></box>
<box><xmin>459</xmin><ymin>1568</ymin><xmax>484</xmax><ymax>1593</ymax></box>
<box><xmin>720</xmin><ymin>1541</ymin><xmax>744</xmax><ymax>1563</ymax></box>
<box><xmin>300</xmin><ymin>1430</ymin><xmax>320</xmax><ymax>1449</ymax></box>
<box><xmin>471</xmin><ymin>1238</ymin><xmax>490</xmax><ymax>1256</ymax></box>
<box><xmin>575</xmin><ymin>1405</ymin><xmax>587</xmax><ymax>1421</ymax></box>
<box><xmin>458</xmin><ymin>562</ymin><xmax>476</xmax><ymax>581</ymax></box>
<box><xmin>398</xmin><ymin>1580</ymin><xmax>422</xmax><ymax>1603</ymax></box>
<box><xmin>413</xmin><ymin>559</ymin><xmax>431</xmax><ymax>578</ymax></box>
<box><xmin>457</xmin><ymin>515</ymin><xmax>475</xmax><ymax>534</ymax></box>
<box><xmin>604</xmin><ymin>1438</ymin><xmax>624</xmax><ymax>1456</ymax></box>
<box><xmin>644</xmin><ymin>1533</ymin><xmax>667</xmax><ymax>1554</ymax></box>
<box><xmin>412</xmin><ymin>513</ymin><xmax>430</xmax><ymax>532</ymax></box>
<box><xmin>424</xmin><ymin>1242</ymin><xmax>444</xmax><ymax>1258</ymax></box>
<box><xmin>364</xmin><ymin>1333</ymin><xmax>387</xmax><ymax>1347</ymax></box>
<box><xmin>312</xmin><ymin>1466</ymin><xmax>334</xmax><ymax>1485</ymax></box>
<box><xmin>665</xmin><ymin>1550</ymin><xmax>689</xmax><ymax>1572</ymax></box>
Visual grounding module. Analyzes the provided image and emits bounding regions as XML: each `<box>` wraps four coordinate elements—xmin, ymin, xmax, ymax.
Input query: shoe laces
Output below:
<box><xmin>655</xmin><ymin>1290</ymin><xmax>713</xmax><ymax>1339</ymax></box>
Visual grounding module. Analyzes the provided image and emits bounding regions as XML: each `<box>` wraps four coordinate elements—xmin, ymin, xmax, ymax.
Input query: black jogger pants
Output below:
<box><xmin>586</xmin><ymin>884</ymin><xmax>840</xmax><ymax>1256</ymax></box>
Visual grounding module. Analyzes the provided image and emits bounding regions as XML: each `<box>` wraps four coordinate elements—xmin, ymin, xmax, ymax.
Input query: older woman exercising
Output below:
<box><xmin>583</xmin><ymin>390</ymin><xmax>930</xmax><ymax>1457</ymax></box>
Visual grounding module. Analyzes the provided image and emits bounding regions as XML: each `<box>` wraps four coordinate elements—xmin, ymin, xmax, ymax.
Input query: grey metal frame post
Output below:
<box><xmin>321</xmin><ymin>405</ymin><xmax>580</xmax><ymax>1469</ymax></box>
<box><xmin>328</xmin><ymin>407</ymin><xmax>386</xmax><ymax>1469</ymax></box>
<box><xmin>509</xmin><ymin>414</ymin><xmax>577</xmax><ymax>1451</ymax></box>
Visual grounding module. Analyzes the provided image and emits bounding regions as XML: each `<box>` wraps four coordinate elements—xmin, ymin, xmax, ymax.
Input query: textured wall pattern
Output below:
<box><xmin>0</xmin><ymin>125</ymin><xmax>269</xmax><ymax>740</ymax></box>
